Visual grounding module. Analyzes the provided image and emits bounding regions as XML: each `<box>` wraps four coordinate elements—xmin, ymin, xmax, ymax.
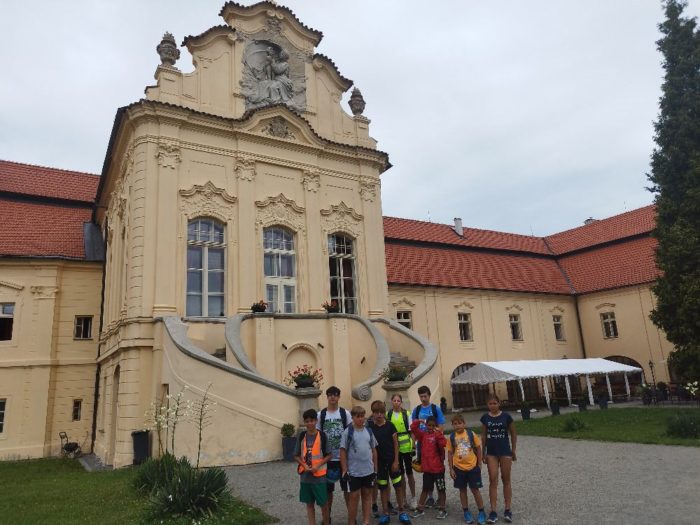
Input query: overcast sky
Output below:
<box><xmin>2</xmin><ymin>1</ymin><xmax>699</xmax><ymax>236</ymax></box>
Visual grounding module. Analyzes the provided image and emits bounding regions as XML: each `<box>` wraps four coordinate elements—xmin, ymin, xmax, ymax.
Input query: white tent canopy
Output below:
<box><xmin>451</xmin><ymin>358</ymin><xmax>643</xmax><ymax>406</ymax></box>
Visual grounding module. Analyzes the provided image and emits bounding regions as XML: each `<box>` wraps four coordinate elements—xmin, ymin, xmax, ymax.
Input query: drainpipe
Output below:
<box><xmin>574</xmin><ymin>295</ymin><xmax>587</xmax><ymax>359</ymax></box>
<box><xmin>90</xmin><ymin>218</ymin><xmax>108</xmax><ymax>454</ymax></box>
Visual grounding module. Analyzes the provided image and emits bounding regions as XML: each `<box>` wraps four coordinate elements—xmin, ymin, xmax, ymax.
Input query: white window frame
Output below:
<box><xmin>186</xmin><ymin>218</ymin><xmax>226</xmax><ymax>317</ymax></box>
<box><xmin>600</xmin><ymin>312</ymin><xmax>619</xmax><ymax>339</ymax></box>
<box><xmin>72</xmin><ymin>399</ymin><xmax>82</xmax><ymax>422</ymax></box>
<box><xmin>0</xmin><ymin>303</ymin><xmax>15</xmax><ymax>342</ymax></box>
<box><xmin>328</xmin><ymin>233</ymin><xmax>357</xmax><ymax>314</ymax></box>
<box><xmin>552</xmin><ymin>314</ymin><xmax>565</xmax><ymax>341</ymax></box>
<box><xmin>263</xmin><ymin>227</ymin><xmax>297</xmax><ymax>313</ymax></box>
<box><xmin>509</xmin><ymin>314</ymin><xmax>523</xmax><ymax>341</ymax></box>
<box><xmin>74</xmin><ymin>316</ymin><xmax>93</xmax><ymax>340</ymax></box>
<box><xmin>458</xmin><ymin>312</ymin><xmax>473</xmax><ymax>342</ymax></box>
<box><xmin>397</xmin><ymin>310</ymin><xmax>412</xmax><ymax>330</ymax></box>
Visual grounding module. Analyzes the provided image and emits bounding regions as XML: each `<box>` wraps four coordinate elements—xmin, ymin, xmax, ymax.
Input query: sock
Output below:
<box><xmin>463</xmin><ymin>507</ymin><xmax>469</xmax><ymax>512</ymax></box>
<box><xmin>479</xmin><ymin>508</ymin><xmax>485</xmax><ymax>512</ymax></box>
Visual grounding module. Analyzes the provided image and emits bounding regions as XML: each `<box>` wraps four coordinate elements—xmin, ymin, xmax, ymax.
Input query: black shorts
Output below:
<box><xmin>326</xmin><ymin>461</ymin><xmax>348</xmax><ymax>493</ymax></box>
<box><xmin>422</xmin><ymin>471</ymin><xmax>446</xmax><ymax>493</ymax></box>
<box><xmin>347</xmin><ymin>473</ymin><xmax>376</xmax><ymax>492</ymax></box>
<box><xmin>398</xmin><ymin>451</ymin><xmax>414</xmax><ymax>475</ymax></box>
<box><xmin>453</xmin><ymin>466</ymin><xmax>483</xmax><ymax>490</ymax></box>
<box><xmin>377</xmin><ymin>461</ymin><xmax>402</xmax><ymax>490</ymax></box>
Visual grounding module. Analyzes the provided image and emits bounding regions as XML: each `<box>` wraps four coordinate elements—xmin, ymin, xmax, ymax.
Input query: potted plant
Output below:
<box><xmin>251</xmin><ymin>300</ymin><xmax>267</xmax><ymax>313</ymax></box>
<box><xmin>281</xmin><ymin>423</ymin><xmax>297</xmax><ymax>461</ymax></box>
<box><xmin>283</xmin><ymin>364</ymin><xmax>324</xmax><ymax>389</ymax></box>
<box><xmin>379</xmin><ymin>365</ymin><xmax>409</xmax><ymax>383</ymax></box>
<box><xmin>322</xmin><ymin>300</ymin><xmax>340</xmax><ymax>313</ymax></box>
<box><xmin>550</xmin><ymin>399</ymin><xmax>560</xmax><ymax>416</ymax></box>
<box><xmin>520</xmin><ymin>401</ymin><xmax>531</xmax><ymax>420</ymax></box>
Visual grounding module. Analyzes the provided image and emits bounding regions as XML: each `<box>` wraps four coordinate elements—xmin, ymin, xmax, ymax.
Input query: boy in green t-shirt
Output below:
<box><xmin>446</xmin><ymin>414</ymin><xmax>486</xmax><ymax>525</ymax></box>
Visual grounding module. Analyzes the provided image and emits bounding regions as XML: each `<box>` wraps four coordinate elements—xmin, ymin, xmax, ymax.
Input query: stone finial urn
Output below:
<box><xmin>157</xmin><ymin>32</ymin><xmax>180</xmax><ymax>67</ymax></box>
<box><xmin>348</xmin><ymin>87</ymin><xmax>366</xmax><ymax>116</ymax></box>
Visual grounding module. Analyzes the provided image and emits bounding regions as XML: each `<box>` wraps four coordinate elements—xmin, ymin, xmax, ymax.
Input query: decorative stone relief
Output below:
<box><xmin>454</xmin><ymin>300</ymin><xmax>475</xmax><ymax>310</ymax></box>
<box><xmin>261</xmin><ymin>116</ymin><xmax>297</xmax><ymax>140</ymax></box>
<box><xmin>240</xmin><ymin>40</ymin><xmax>306</xmax><ymax>112</ymax></box>
<box><xmin>0</xmin><ymin>280</ymin><xmax>24</xmax><ymax>291</ymax></box>
<box><xmin>549</xmin><ymin>306</ymin><xmax>565</xmax><ymax>313</ymax></box>
<box><xmin>234</xmin><ymin>154</ymin><xmax>257</xmax><ymax>182</ymax></box>
<box><xmin>348</xmin><ymin>87</ymin><xmax>366</xmax><ymax>116</ymax></box>
<box><xmin>255</xmin><ymin>193</ymin><xmax>306</xmax><ymax>233</ymax></box>
<box><xmin>320</xmin><ymin>202</ymin><xmax>364</xmax><ymax>243</ymax></box>
<box><xmin>359</xmin><ymin>180</ymin><xmax>378</xmax><ymax>202</ymax></box>
<box><xmin>301</xmin><ymin>170</ymin><xmax>320</xmax><ymax>193</ymax></box>
<box><xmin>156</xmin><ymin>32</ymin><xmax>180</xmax><ymax>67</ymax></box>
<box><xmin>266</xmin><ymin>14</ymin><xmax>282</xmax><ymax>34</ymax></box>
<box><xmin>392</xmin><ymin>297</ymin><xmax>416</xmax><ymax>308</ymax></box>
<box><xmin>179</xmin><ymin>181</ymin><xmax>237</xmax><ymax>222</ymax></box>
<box><xmin>30</xmin><ymin>286</ymin><xmax>59</xmax><ymax>299</ymax></box>
<box><xmin>156</xmin><ymin>142</ymin><xmax>181</xmax><ymax>169</ymax></box>
<box><xmin>505</xmin><ymin>304</ymin><xmax>524</xmax><ymax>312</ymax></box>
<box><xmin>595</xmin><ymin>302</ymin><xmax>616</xmax><ymax>310</ymax></box>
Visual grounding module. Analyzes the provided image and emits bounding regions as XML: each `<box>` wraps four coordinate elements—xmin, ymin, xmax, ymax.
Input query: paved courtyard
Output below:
<box><xmin>226</xmin><ymin>435</ymin><xmax>700</xmax><ymax>525</ymax></box>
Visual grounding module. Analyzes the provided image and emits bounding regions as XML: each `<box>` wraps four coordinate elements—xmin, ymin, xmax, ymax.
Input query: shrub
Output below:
<box><xmin>666</xmin><ymin>412</ymin><xmax>700</xmax><ymax>439</ymax></box>
<box><xmin>281</xmin><ymin>423</ymin><xmax>296</xmax><ymax>437</ymax></box>
<box><xmin>562</xmin><ymin>416</ymin><xmax>587</xmax><ymax>432</ymax></box>
<box><xmin>147</xmin><ymin>460</ymin><xmax>232</xmax><ymax>519</ymax></box>
<box><xmin>133</xmin><ymin>452</ymin><xmax>184</xmax><ymax>493</ymax></box>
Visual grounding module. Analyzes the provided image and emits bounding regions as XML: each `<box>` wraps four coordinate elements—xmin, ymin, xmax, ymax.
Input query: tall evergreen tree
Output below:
<box><xmin>648</xmin><ymin>0</ymin><xmax>700</xmax><ymax>382</ymax></box>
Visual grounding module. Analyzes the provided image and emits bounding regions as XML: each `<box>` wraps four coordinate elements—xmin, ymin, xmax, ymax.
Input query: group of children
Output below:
<box><xmin>295</xmin><ymin>385</ymin><xmax>517</xmax><ymax>525</ymax></box>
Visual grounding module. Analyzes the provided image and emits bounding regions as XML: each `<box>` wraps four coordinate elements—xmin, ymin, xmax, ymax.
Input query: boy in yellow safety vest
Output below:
<box><xmin>388</xmin><ymin>393</ymin><xmax>417</xmax><ymax>510</ymax></box>
<box><xmin>295</xmin><ymin>408</ymin><xmax>332</xmax><ymax>525</ymax></box>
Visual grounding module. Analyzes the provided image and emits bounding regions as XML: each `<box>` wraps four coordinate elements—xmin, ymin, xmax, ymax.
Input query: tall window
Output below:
<box><xmin>328</xmin><ymin>234</ymin><xmax>357</xmax><ymax>314</ymax></box>
<box><xmin>458</xmin><ymin>312</ymin><xmax>473</xmax><ymax>342</ymax></box>
<box><xmin>187</xmin><ymin>218</ymin><xmax>225</xmax><ymax>317</ymax></box>
<box><xmin>552</xmin><ymin>315</ymin><xmax>565</xmax><ymax>341</ymax></box>
<box><xmin>397</xmin><ymin>311</ymin><xmax>412</xmax><ymax>329</ymax></box>
<box><xmin>0</xmin><ymin>399</ymin><xmax>5</xmax><ymax>433</ymax></box>
<box><xmin>74</xmin><ymin>316</ymin><xmax>93</xmax><ymax>340</ymax></box>
<box><xmin>0</xmin><ymin>303</ymin><xmax>14</xmax><ymax>341</ymax></box>
<box><xmin>509</xmin><ymin>314</ymin><xmax>523</xmax><ymax>341</ymax></box>
<box><xmin>601</xmin><ymin>312</ymin><xmax>618</xmax><ymax>338</ymax></box>
<box><xmin>263</xmin><ymin>227</ymin><xmax>296</xmax><ymax>313</ymax></box>
<box><xmin>72</xmin><ymin>399</ymin><xmax>82</xmax><ymax>421</ymax></box>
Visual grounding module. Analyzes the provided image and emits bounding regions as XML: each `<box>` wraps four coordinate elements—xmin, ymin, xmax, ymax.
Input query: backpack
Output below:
<box><xmin>345</xmin><ymin>424</ymin><xmax>374</xmax><ymax>456</ymax></box>
<box><xmin>449</xmin><ymin>429</ymin><xmax>476</xmax><ymax>462</ymax></box>
<box><xmin>412</xmin><ymin>403</ymin><xmax>439</xmax><ymax>422</ymax></box>
<box><xmin>320</xmin><ymin>407</ymin><xmax>349</xmax><ymax>430</ymax></box>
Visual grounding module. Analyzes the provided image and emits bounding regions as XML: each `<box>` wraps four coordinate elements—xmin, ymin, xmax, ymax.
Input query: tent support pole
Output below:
<box><xmin>624</xmin><ymin>373</ymin><xmax>631</xmax><ymax>401</ymax></box>
<box><xmin>518</xmin><ymin>378</ymin><xmax>525</xmax><ymax>402</ymax></box>
<box><xmin>586</xmin><ymin>375</ymin><xmax>594</xmax><ymax>405</ymax></box>
<box><xmin>605</xmin><ymin>374</ymin><xmax>613</xmax><ymax>403</ymax></box>
<box><xmin>542</xmin><ymin>377</ymin><xmax>550</xmax><ymax>408</ymax></box>
<box><xmin>470</xmin><ymin>385</ymin><xmax>477</xmax><ymax>409</ymax></box>
<box><xmin>565</xmin><ymin>376</ymin><xmax>572</xmax><ymax>406</ymax></box>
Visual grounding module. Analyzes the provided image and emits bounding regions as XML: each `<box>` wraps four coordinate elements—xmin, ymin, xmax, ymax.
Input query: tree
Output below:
<box><xmin>648</xmin><ymin>0</ymin><xmax>700</xmax><ymax>383</ymax></box>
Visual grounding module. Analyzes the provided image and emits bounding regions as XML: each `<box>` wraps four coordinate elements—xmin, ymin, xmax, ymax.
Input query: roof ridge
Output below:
<box><xmin>0</xmin><ymin>158</ymin><xmax>99</xmax><ymax>178</ymax></box>
<box><xmin>545</xmin><ymin>204</ymin><xmax>655</xmax><ymax>239</ymax></box>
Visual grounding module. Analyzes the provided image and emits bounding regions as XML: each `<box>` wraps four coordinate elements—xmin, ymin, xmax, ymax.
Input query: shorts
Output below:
<box><xmin>398</xmin><ymin>451</ymin><xmax>414</xmax><ymax>475</ymax></box>
<box><xmin>300</xmin><ymin>482</ymin><xmax>328</xmax><ymax>506</ymax></box>
<box><xmin>347</xmin><ymin>473</ymin><xmax>376</xmax><ymax>492</ymax></box>
<box><xmin>422</xmin><ymin>471</ymin><xmax>446</xmax><ymax>493</ymax></box>
<box><xmin>326</xmin><ymin>461</ymin><xmax>348</xmax><ymax>493</ymax></box>
<box><xmin>453</xmin><ymin>466</ymin><xmax>483</xmax><ymax>490</ymax></box>
<box><xmin>377</xmin><ymin>460</ymin><xmax>402</xmax><ymax>490</ymax></box>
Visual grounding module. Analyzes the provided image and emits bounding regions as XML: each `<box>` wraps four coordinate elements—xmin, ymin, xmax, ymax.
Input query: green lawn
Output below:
<box><xmin>0</xmin><ymin>458</ymin><xmax>275</xmax><ymax>525</ymax></box>
<box><xmin>512</xmin><ymin>407</ymin><xmax>700</xmax><ymax>446</ymax></box>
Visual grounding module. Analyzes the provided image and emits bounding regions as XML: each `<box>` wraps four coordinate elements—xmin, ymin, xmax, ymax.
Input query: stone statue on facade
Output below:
<box><xmin>156</xmin><ymin>32</ymin><xmax>180</xmax><ymax>67</ymax></box>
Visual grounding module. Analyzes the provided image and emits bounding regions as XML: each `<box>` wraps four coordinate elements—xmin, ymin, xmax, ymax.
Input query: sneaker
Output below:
<box><xmin>398</xmin><ymin>513</ymin><xmax>412</xmax><ymax>524</ymax></box>
<box><xmin>373</xmin><ymin>504</ymin><xmax>381</xmax><ymax>518</ymax></box>
<box><xmin>411</xmin><ymin>509</ymin><xmax>425</xmax><ymax>519</ymax></box>
<box><xmin>477</xmin><ymin>510</ymin><xmax>487</xmax><ymax>525</ymax></box>
<box><xmin>464</xmin><ymin>509</ymin><xmax>475</xmax><ymax>524</ymax></box>
<box><xmin>486</xmin><ymin>511</ymin><xmax>498</xmax><ymax>523</ymax></box>
<box><xmin>379</xmin><ymin>516</ymin><xmax>391</xmax><ymax>525</ymax></box>
<box><xmin>436</xmin><ymin>509</ymin><xmax>448</xmax><ymax>519</ymax></box>
<box><xmin>503</xmin><ymin>510</ymin><xmax>512</xmax><ymax>523</ymax></box>
<box><xmin>425</xmin><ymin>496</ymin><xmax>436</xmax><ymax>508</ymax></box>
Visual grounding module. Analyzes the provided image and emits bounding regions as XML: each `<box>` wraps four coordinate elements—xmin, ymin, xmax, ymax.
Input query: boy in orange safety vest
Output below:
<box><xmin>295</xmin><ymin>408</ymin><xmax>332</xmax><ymax>525</ymax></box>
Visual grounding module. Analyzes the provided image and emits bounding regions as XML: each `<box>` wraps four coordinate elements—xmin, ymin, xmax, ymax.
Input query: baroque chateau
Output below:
<box><xmin>0</xmin><ymin>2</ymin><xmax>671</xmax><ymax>467</ymax></box>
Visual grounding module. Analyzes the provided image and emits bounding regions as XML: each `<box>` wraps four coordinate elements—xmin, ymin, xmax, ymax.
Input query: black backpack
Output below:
<box><xmin>412</xmin><ymin>403</ymin><xmax>439</xmax><ymax>422</ymax></box>
<box><xmin>320</xmin><ymin>407</ymin><xmax>349</xmax><ymax>430</ymax></box>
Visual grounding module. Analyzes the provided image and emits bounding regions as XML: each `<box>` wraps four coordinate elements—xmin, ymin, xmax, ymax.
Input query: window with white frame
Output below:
<box><xmin>509</xmin><ymin>314</ymin><xmax>523</xmax><ymax>341</ymax></box>
<box><xmin>552</xmin><ymin>314</ymin><xmax>565</xmax><ymax>341</ymax></box>
<box><xmin>458</xmin><ymin>312</ymin><xmax>473</xmax><ymax>342</ymax></box>
<box><xmin>0</xmin><ymin>399</ymin><xmax>5</xmax><ymax>433</ymax></box>
<box><xmin>74</xmin><ymin>316</ymin><xmax>93</xmax><ymax>340</ymax></box>
<box><xmin>263</xmin><ymin>227</ymin><xmax>296</xmax><ymax>313</ymax></box>
<box><xmin>600</xmin><ymin>312</ymin><xmax>618</xmax><ymax>338</ymax></box>
<box><xmin>397</xmin><ymin>311</ymin><xmax>412</xmax><ymax>329</ymax></box>
<box><xmin>328</xmin><ymin>234</ymin><xmax>357</xmax><ymax>314</ymax></box>
<box><xmin>186</xmin><ymin>218</ymin><xmax>226</xmax><ymax>317</ymax></box>
<box><xmin>72</xmin><ymin>399</ymin><xmax>82</xmax><ymax>421</ymax></box>
<box><xmin>0</xmin><ymin>303</ymin><xmax>14</xmax><ymax>341</ymax></box>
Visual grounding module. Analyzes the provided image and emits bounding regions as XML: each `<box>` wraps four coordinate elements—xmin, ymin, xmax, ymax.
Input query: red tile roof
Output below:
<box><xmin>0</xmin><ymin>199</ymin><xmax>91</xmax><ymax>259</ymax></box>
<box><xmin>544</xmin><ymin>205</ymin><xmax>655</xmax><ymax>255</ymax></box>
<box><xmin>383</xmin><ymin>217</ymin><xmax>550</xmax><ymax>255</ymax></box>
<box><xmin>385</xmin><ymin>243</ymin><xmax>572</xmax><ymax>294</ymax></box>
<box><xmin>0</xmin><ymin>159</ymin><xmax>99</xmax><ymax>202</ymax></box>
<box><xmin>556</xmin><ymin>236</ymin><xmax>659</xmax><ymax>294</ymax></box>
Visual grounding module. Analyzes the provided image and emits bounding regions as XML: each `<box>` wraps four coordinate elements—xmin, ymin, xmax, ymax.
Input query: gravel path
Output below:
<box><xmin>225</xmin><ymin>435</ymin><xmax>700</xmax><ymax>525</ymax></box>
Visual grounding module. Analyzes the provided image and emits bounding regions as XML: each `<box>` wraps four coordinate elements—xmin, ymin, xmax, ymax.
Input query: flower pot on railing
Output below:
<box><xmin>251</xmin><ymin>300</ymin><xmax>267</xmax><ymax>313</ymax></box>
<box><xmin>322</xmin><ymin>300</ymin><xmax>340</xmax><ymax>313</ymax></box>
<box><xmin>294</xmin><ymin>376</ymin><xmax>315</xmax><ymax>389</ymax></box>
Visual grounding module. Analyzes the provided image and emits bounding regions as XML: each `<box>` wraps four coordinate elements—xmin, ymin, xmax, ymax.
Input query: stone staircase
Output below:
<box><xmin>389</xmin><ymin>352</ymin><xmax>417</xmax><ymax>374</ymax></box>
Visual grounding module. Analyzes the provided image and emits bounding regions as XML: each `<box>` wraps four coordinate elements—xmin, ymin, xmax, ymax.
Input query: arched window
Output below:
<box><xmin>263</xmin><ymin>227</ymin><xmax>296</xmax><ymax>313</ymax></box>
<box><xmin>186</xmin><ymin>218</ymin><xmax>225</xmax><ymax>317</ymax></box>
<box><xmin>328</xmin><ymin>233</ymin><xmax>356</xmax><ymax>314</ymax></box>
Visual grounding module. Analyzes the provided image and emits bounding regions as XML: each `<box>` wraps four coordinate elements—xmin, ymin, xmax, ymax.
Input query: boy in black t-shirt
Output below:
<box><xmin>368</xmin><ymin>400</ymin><xmax>411</xmax><ymax>524</ymax></box>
